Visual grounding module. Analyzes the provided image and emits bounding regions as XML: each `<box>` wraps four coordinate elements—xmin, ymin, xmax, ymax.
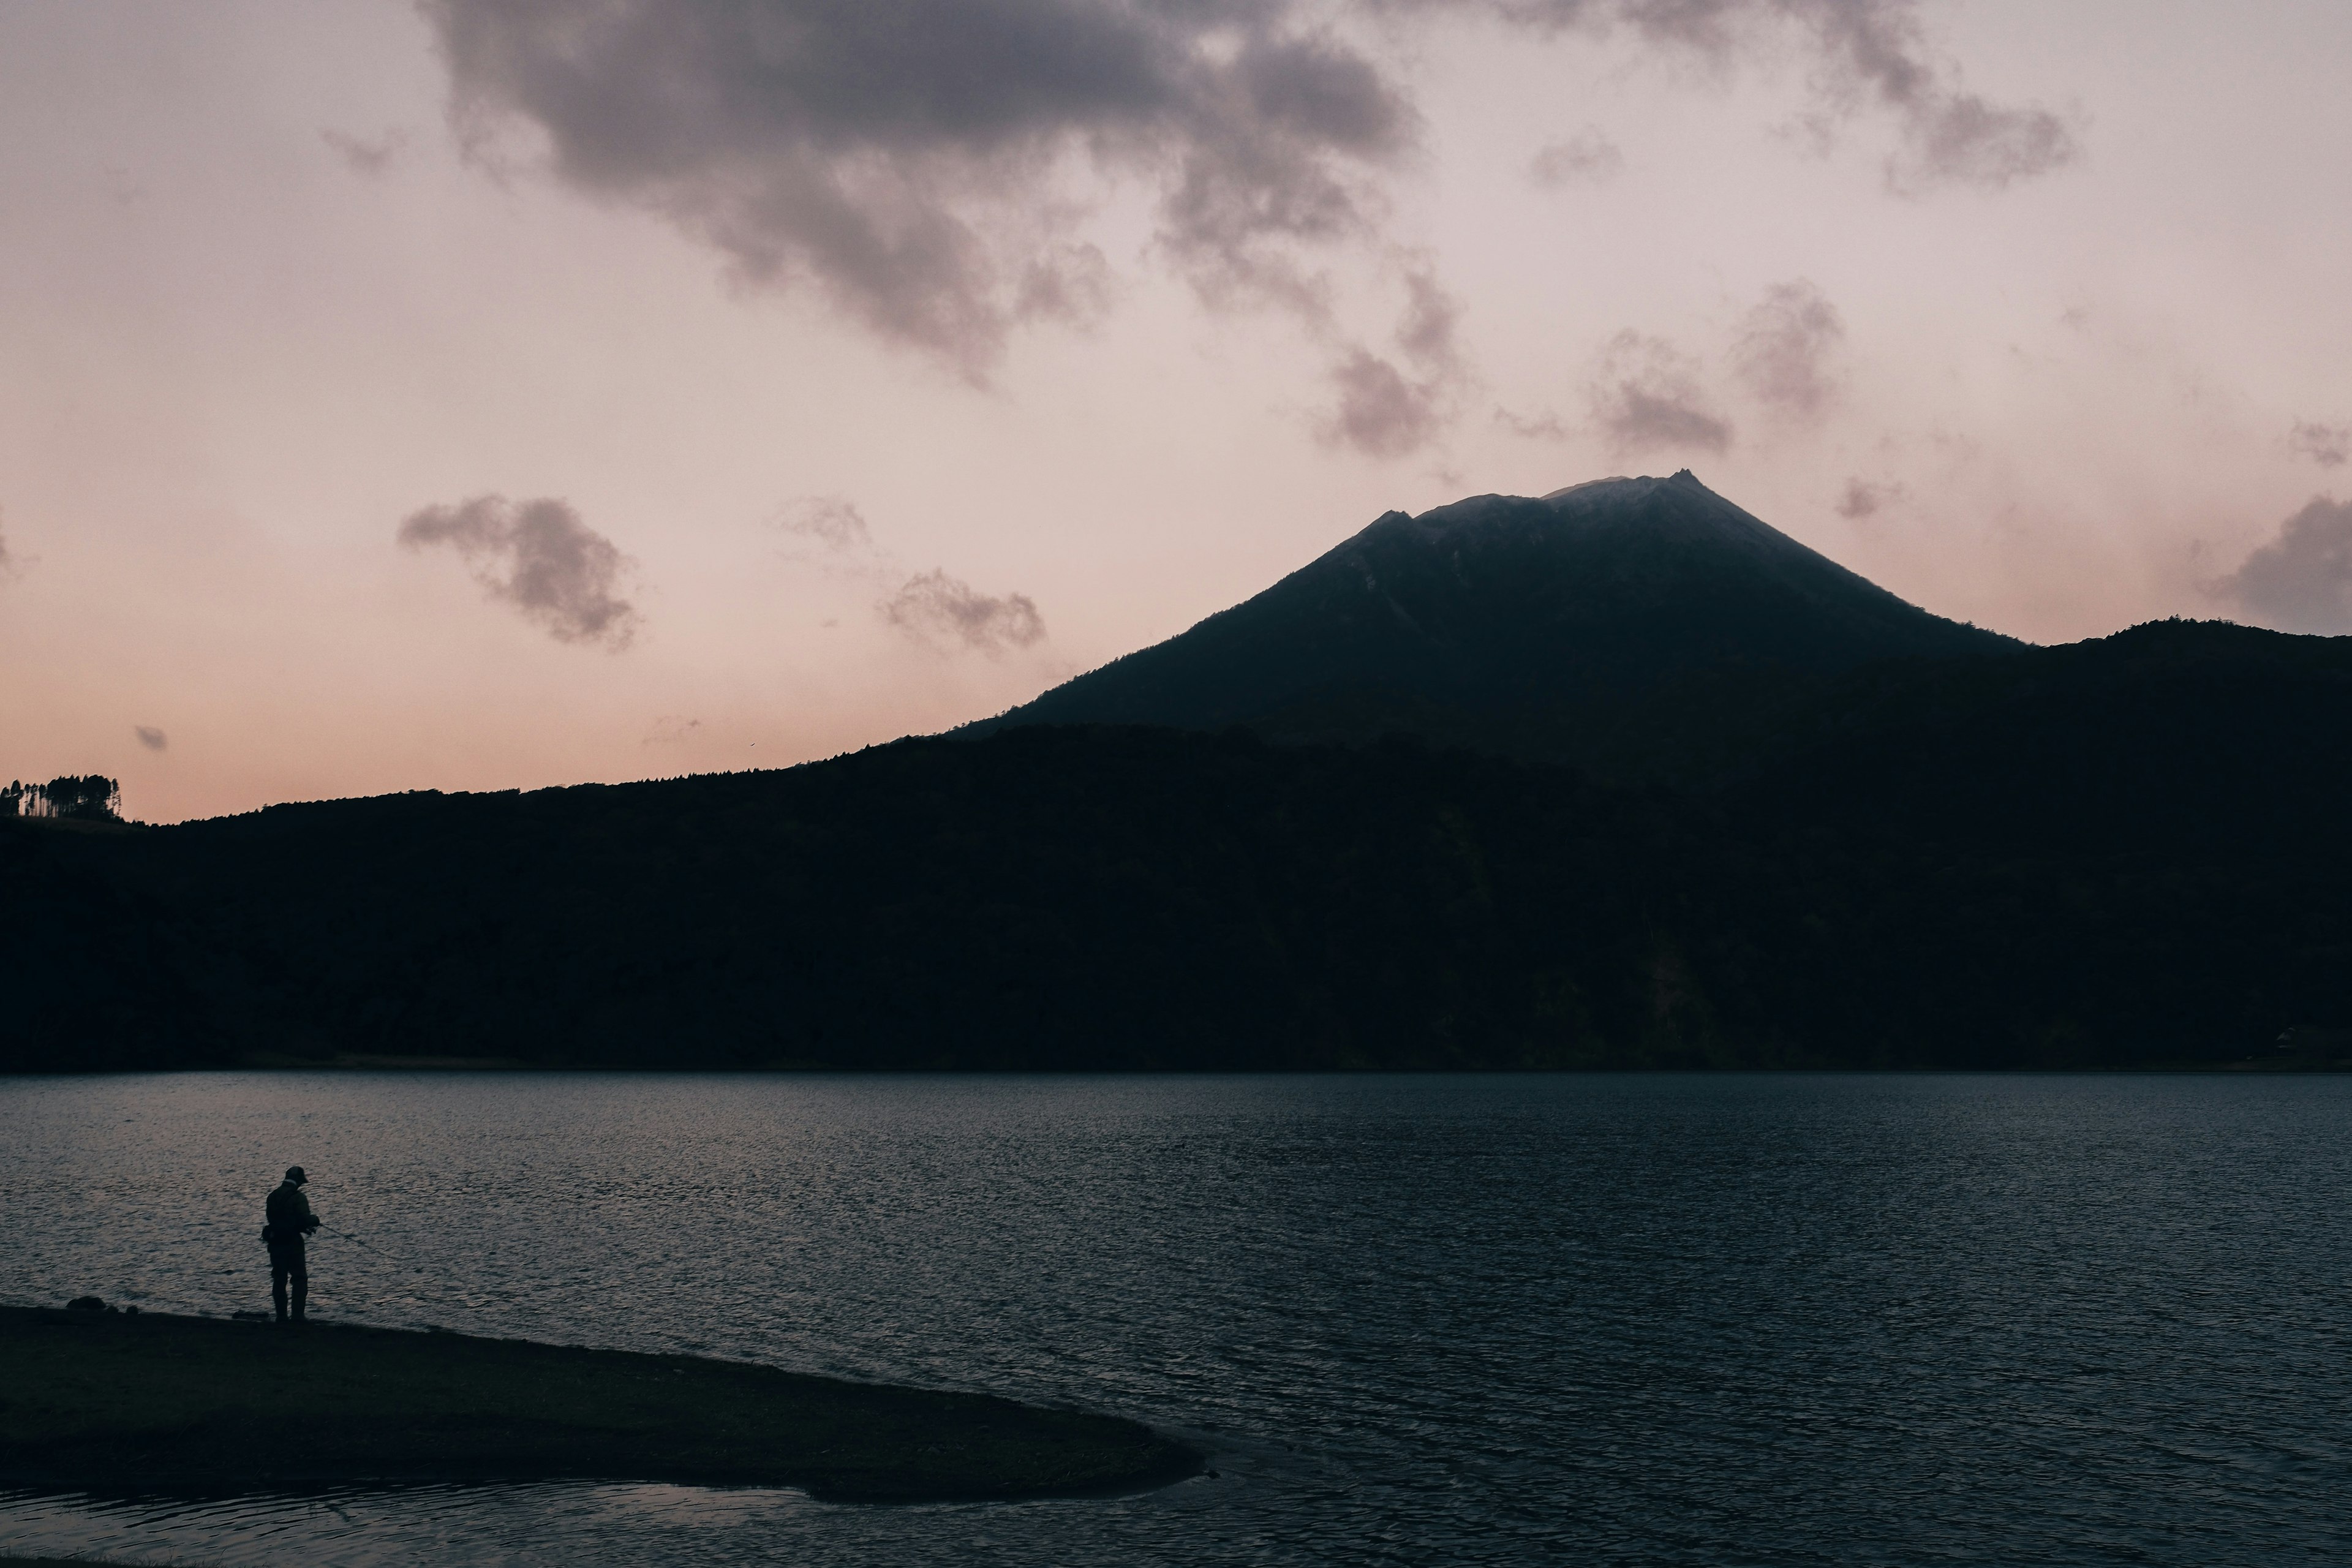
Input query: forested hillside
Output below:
<box><xmin>7</xmin><ymin>617</ymin><xmax>2347</xmax><ymax>1072</ymax></box>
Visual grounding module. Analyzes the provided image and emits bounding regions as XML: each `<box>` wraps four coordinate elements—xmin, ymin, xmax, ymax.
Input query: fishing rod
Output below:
<box><xmin>314</xmin><ymin>1219</ymin><xmax>421</xmax><ymax>1270</ymax></box>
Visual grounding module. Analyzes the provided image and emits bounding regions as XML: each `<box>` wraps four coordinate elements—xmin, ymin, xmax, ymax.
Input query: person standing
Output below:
<box><xmin>263</xmin><ymin>1166</ymin><xmax>320</xmax><ymax>1324</ymax></box>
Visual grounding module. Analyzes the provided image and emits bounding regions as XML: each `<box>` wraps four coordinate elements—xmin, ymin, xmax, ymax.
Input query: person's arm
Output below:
<box><xmin>296</xmin><ymin>1189</ymin><xmax>320</xmax><ymax>1234</ymax></box>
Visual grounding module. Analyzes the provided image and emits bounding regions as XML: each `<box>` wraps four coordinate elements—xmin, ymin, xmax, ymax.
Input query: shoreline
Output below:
<box><xmin>0</xmin><ymin>1307</ymin><xmax>1201</xmax><ymax>1503</ymax></box>
<box><xmin>12</xmin><ymin>1059</ymin><xmax>2350</xmax><ymax>1075</ymax></box>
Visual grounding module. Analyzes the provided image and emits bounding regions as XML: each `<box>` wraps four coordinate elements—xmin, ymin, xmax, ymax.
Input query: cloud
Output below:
<box><xmin>1773</xmin><ymin>0</ymin><xmax>2078</xmax><ymax>193</ymax></box>
<box><xmin>424</xmin><ymin>0</ymin><xmax>1414</xmax><ymax>379</ymax></box>
<box><xmin>2288</xmin><ymin>420</ymin><xmax>2350</xmax><ymax>469</ymax></box>
<box><xmin>1318</xmin><ymin>265</ymin><xmax>1464</xmax><ymax>457</ymax></box>
<box><xmin>1553</xmin><ymin>0</ymin><xmax>2076</xmax><ymax>192</ymax></box>
<box><xmin>643</xmin><ymin>715</ymin><xmax>703</xmax><ymax>745</ymax></box>
<box><xmin>1879</xmin><ymin>88</ymin><xmax>2075</xmax><ymax>193</ymax></box>
<box><xmin>775</xmin><ymin>495</ymin><xmax>876</xmax><ymax>556</ymax></box>
<box><xmin>1529</xmin><ymin>127</ymin><xmax>1624</xmax><ymax>187</ymax></box>
<box><xmin>1588</xmin><ymin>331</ymin><xmax>1733</xmax><ymax>454</ymax></box>
<box><xmin>420</xmin><ymin>0</ymin><xmax>2070</xmax><ymax>385</ymax></box>
<box><xmin>1323</xmin><ymin>349</ymin><xmax>1444</xmax><ymax>458</ymax></box>
<box><xmin>1494</xmin><ymin>405</ymin><xmax>1570</xmax><ymax>440</ymax></box>
<box><xmin>321</xmin><ymin>128</ymin><xmax>409</xmax><ymax>178</ymax></box>
<box><xmin>1732</xmin><ymin>279</ymin><xmax>1844</xmax><ymax>420</ymax></box>
<box><xmin>1406</xmin><ymin>1</ymin><xmax>2078</xmax><ymax>191</ymax></box>
<box><xmin>134</xmin><ymin>726</ymin><xmax>167</xmax><ymax>752</ymax></box>
<box><xmin>879</xmin><ymin>569</ymin><xmax>1046</xmax><ymax>654</ymax></box>
<box><xmin>776</xmin><ymin>496</ymin><xmax>1046</xmax><ymax>654</ymax></box>
<box><xmin>398</xmin><ymin>494</ymin><xmax>642</xmax><ymax>649</ymax></box>
<box><xmin>1835</xmin><ymin>477</ymin><xmax>1902</xmax><ymax>518</ymax></box>
<box><xmin>2215</xmin><ymin>497</ymin><xmax>2352</xmax><ymax>634</ymax></box>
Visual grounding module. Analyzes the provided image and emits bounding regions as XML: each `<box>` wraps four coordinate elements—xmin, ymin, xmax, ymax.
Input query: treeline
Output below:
<box><xmin>2</xmin><ymin>776</ymin><xmax>121</xmax><ymax>821</ymax></box>
<box><xmin>4</xmin><ymin>620</ymin><xmax>2347</xmax><ymax>1073</ymax></box>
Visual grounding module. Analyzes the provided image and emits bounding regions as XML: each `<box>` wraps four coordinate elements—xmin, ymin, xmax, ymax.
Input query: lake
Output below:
<box><xmin>2</xmin><ymin>1071</ymin><xmax>2347</xmax><ymax>1565</ymax></box>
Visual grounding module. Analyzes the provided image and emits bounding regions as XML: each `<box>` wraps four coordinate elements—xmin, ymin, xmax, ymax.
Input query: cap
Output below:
<box><xmin>285</xmin><ymin>1166</ymin><xmax>307</xmax><ymax>1183</ymax></box>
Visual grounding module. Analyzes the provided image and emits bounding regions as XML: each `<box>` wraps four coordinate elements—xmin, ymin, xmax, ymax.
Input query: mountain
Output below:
<box><xmin>970</xmin><ymin>471</ymin><xmax>2020</xmax><ymax>780</ymax></box>
<box><xmin>7</xmin><ymin>471</ymin><xmax>2350</xmax><ymax>1076</ymax></box>
<box><xmin>7</xmin><ymin>614</ymin><xmax>2349</xmax><ymax>1075</ymax></box>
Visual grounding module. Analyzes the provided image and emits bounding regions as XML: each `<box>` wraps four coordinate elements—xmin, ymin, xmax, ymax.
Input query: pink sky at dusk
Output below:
<box><xmin>1</xmin><ymin>1</ymin><xmax>2347</xmax><ymax>823</ymax></box>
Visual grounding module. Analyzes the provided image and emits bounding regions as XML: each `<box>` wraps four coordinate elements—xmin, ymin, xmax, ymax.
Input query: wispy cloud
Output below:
<box><xmin>1588</xmin><ymin>331</ymin><xmax>1733</xmax><ymax>454</ymax></box>
<box><xmin>134</xmin><ymin>726</ymin><xmax>167</xmax><ymax>752</ymax></box>
<box><xmin>2288</xmin><ymin>420</ymin><xmax>2350</xmax><ymax>469</ymax></box>
<box><xmin>1410</xmin><ymin>0</ymin><xmax>2078</xmax><ymax>192</ymax></box>
<box><xmin>880</xmin><ymin>569</ymin><xmax>1046</xmax><ymax>654</ymax></box>
<box><xmin>1732</xmin><ymin>279</ymin><xmax>1844</xmax><ymax>420</ymax></box>
<box><xmin>1529</xmin><ymin>127</ymin><xmax>1624</xmax><ymax>187</ymax></box>
<box><xmin>1493</xmin><ymin>405</ymin><xmax>1571</xmax><ymax>441</ymax></box>
<box><xmin>774</xmin><ymin>495</ymin><xmax>876</xmax><ymax>557</ymax></box>
<box><xmin>398</xmin><ymin>494</ymin><xmax>642</xmax><ymax>649</ymax></box>
<box><xmin>1319</xmin><ymin>265</ymin><xmax>1466</xmax><ymax>458</ymax></box>
<box><xmin>642</xmin><ymin>715</ymin><xmax>703</xmax><ymax>746</ymax></box>
<box><xmin>1786</xmin><ymin>0</ymin><xmax>2079</xmax><ymax>193</ymax></box>
<box><xmin>1835</xmin><ymin>477</ymin><xmax>1903</xmax><ymax>519</ymax></box>
<box><xmin>776</xmin><ymin>493</ymin><xmax>1050</xmax><ymax>655</ymax></box>
<box><xmin>320</xmin><ymin>128</ymin><xmax>409</xmax><ymax>179</ymax></box>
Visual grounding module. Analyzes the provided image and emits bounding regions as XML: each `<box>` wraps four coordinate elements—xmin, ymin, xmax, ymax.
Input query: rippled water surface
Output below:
<box><xmin>3</xmin><ymin>1071</ymin><xmax>2348</xmax><ymax>1565</ymax></box>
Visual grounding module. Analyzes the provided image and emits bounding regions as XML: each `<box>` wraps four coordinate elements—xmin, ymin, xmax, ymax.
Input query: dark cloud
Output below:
<box><xmin>134</xmin><ymin>726</ymin><xmax>167</xmax><ymax>752</ymax></box>
<box><xmin>1588</xmin><ymin>331</ymin><xmax>1732</xmax><ymax>454</ymax></box>
<box><xmin>398</xmin><ymin>494</ymin><xmax>642</xmax><ymax>649</ymax></box>
<box><xmin>1319</xmin><ymin>265</ymin><xmax>1464</xmax><ymax>457</ymax></box>
<box><xmin>1733</xmin><ymin>279</ymin><xmax>1843</xmax><ymax>419</ymax></box>
<box><xmin>2288</xmin><ymin>420</ymin><xmax>2350</xmax><ymax>469</ymax></box>
<box><xmin>1529</xmin><ymin>127</ymin><xmax>1624</xmax><ymax>186</ymax></box>
<box><xmin>879</xmin><ymin>569</ymin><xmax>1047</xmax><ymax>653</ymax></box>
<box><xmin>321</xmin><ymin>128</ymin><xmax>409</xmax><ymax>178</ymax></box>
<box><xmin>421</xmin><ymin>0</ymin><xmax>2069</xmax><ymax>385</ymax></box>
<box><xmin>1835</xmin><ymin>477</ymin><xmax>1902</xmax><ymax>518</ymax></box>
<box><xmin>424</xmin><ymin>0</ymin><xmax>1413</xmax><ymax>379</ymax></box>
<box><xmin>2216</xmin><ymin>497</ymin><xmax>2352</xmax><ymax>634</ymax></box>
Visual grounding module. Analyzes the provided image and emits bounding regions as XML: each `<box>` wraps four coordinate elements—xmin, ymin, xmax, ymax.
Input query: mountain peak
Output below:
<box><xmin>1538</xmin><ymin>469</ymin><xmax>1695</xmax><ymax>502</ymax></box>
<box><xmin>972</xmin><ymin>476</ymin><xmax>2019</xmax><ymax>780</ymax></box>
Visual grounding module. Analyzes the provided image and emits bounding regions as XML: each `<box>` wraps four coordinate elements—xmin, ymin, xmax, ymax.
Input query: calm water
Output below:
<box><xmin>2</xmin><ymin>1072</ymin><xmax>2348</xmax><ymax>1566</ymax></box>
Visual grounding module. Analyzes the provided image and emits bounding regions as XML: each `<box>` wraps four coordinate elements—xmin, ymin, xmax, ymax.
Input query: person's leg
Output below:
<box><xmin>289</xmin><ymin>1248</ymin><xmax>308</xmax><ymax>1321</ymax></box>
<box><xmin>271</xmin><ymin>1250</ymin><xmax>290</xmax><ymax>1321</ymax></box>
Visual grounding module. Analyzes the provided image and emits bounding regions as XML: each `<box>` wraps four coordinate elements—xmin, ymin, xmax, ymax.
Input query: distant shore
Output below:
<box><xmin>0</xmin><ymin>1307</ymin><xmax>1200</xmax><ymax>1502</ymax></box>
<box><xmin>196</xmin><ymin>1054</ymin><xmax>2352</xmax><ymax>1074</ymax></box>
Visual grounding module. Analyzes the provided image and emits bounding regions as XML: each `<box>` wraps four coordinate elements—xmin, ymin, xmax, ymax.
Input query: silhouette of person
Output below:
<box><xmin>263</xmin><ymin>1166</ymin><xmax>320</xmax><ymax>1323</ymax></box>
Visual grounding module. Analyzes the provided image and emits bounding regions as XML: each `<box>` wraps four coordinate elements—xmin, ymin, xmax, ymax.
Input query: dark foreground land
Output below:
<box><xmin>0</xmin><ymin>1306</ymin><xmax>1199</xmax><ymax>1502</ymax></box>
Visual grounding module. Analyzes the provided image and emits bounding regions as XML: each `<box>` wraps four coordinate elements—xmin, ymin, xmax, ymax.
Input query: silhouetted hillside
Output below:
<box><xmin>1728</xmin><ymin>619</ymin><xmax>2352</xmax><ymax>1065</ymax></box>
<box><xmin>4</xmin><ymin>729</ymin><xmax>1733</xmax><ymax>1071</ymax></box>
<box><xmin>7</xmin><ymin>617</ymin><xmax>2348</xmax><ymax>1073</ymax></box>
<box><xmin>970</xmin><ymin>472</ymin><xmax>2020</xmax><ymax>781</ymax></box>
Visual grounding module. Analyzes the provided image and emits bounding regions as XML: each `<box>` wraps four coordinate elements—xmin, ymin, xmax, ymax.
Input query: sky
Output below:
<box><xmin>2</xmin><ymin>0</ymin><xmax>2348</xmax><ymax>823</ymax></box>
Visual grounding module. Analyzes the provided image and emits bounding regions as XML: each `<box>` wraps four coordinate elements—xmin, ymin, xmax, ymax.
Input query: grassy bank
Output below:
<box><xmin>0</xmin><ymin>1307</ymin><xmax>1198</xmax><ymax>1501</ymax></box>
